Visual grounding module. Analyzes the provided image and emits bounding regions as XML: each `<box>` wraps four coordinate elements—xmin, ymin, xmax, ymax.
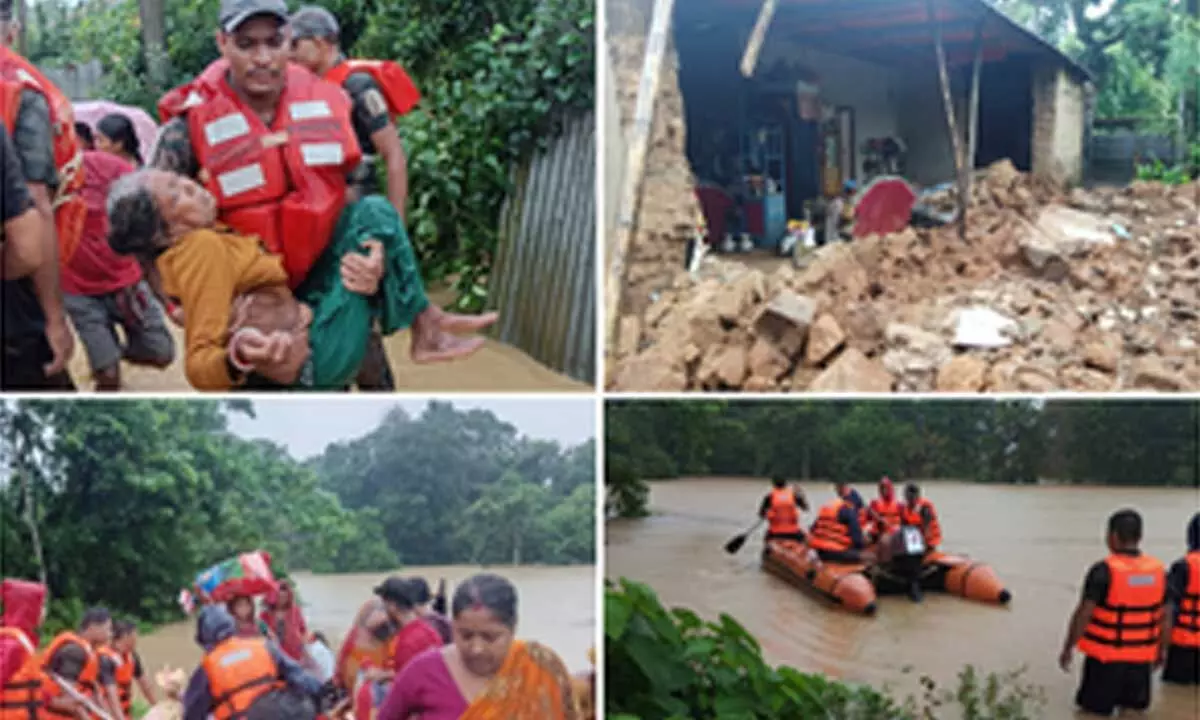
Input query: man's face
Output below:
<box><xmin>289</xmin><ymin>37</ymin><xmax>327</xmax><ymax>74</ymax></box>
<box><xmin>115</xmin><ymin>632</ymin><xmax>136</xmax><ymax>654</ymax></box>
<box><xmin>86</xmin><ymin>620</ymin><xmax>113</xmax><ymax>647</ymax></box>
<box><xmin>217</xmin><ymin>16</ymin><xmax>288</xmax><ymax>99</ymax></box>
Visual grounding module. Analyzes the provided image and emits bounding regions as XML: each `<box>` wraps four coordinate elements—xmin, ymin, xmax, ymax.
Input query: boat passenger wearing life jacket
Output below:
<box><xmin>758</xmin><ymin>476</ymin><xmax>809</xmax><ymax>543</ymax></box>
<box><xmin>808</xmin><ymin>483</ymin><xmax>868</xmax><ymax>563</ymax></box>
<box><xmin>182</xmin><ymin>605</ymin><xmax>327</xmax><ymax>720</ymax></box>
<box><xmin>99</xmin><ymin>620</ymin><xmax>156</xmax><ymax>719</ymax></box>
<box><xmin>287</xmin><ymin>4</ymin><xmax>498</xmax><ymax>391</ymax></box>
<box><xmin>899</xmin><ymin>483</ymin><xmax>942</xmax><ymax>552</ymax></box>
<box><xmin>1059</xmin><ymin>509</ymin><xmax>1167</xmax><ymax>717</ymax></box>
<box><xmin>1162</xmin><ymin>512</ymin><xmax>1200</xmax><ymax>685</ymax></box>
<box><xmin>864</xmin><ymin>476</ymin><xmax>903</xmax><ymax>540</ymax></box>
<box><xmin>0</xmin><ymin>578</ymin><xmax>50</xmax><ymax>720</ymax></box>
<box><xmin>0</xmin><ymin>0</ymin><xmax>81</xmax><ymax>391</ymax></box>
<box><xmin>40</xmin><ymin>607</ymin><xmax>113</xmax><ymax>719</ymax></box>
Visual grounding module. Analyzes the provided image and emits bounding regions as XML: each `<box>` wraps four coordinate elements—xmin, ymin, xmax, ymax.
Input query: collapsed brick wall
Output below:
<box><xmin>607</xmin><ymin>0</ymin><xmax>701</xmax><ymax>321</ymax></box>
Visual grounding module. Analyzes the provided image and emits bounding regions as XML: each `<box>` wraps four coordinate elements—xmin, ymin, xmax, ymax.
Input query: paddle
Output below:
<box><xmin>724</xmin><ymin>519</ymin><xmax>765</xmax><ymax>554</ymax></box>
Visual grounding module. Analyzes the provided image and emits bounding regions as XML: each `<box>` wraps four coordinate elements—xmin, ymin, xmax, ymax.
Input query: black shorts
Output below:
<box><xmin>1162</xmin><ymin>644</ymin><xmax>1200</xmax><ymax>685</ymax></box>
<box><xmin>2</xmin><ymin>333</ymin><xmax>76</xmax><ymax>391</ymax></box>
<box><xmin>1075</xmin><ymin>655</ymin><xmax>1152</xmax><ymax>715</ymax></box>
<box><xmin>766</xmin><ymin>530</ymin><xmax>807</xmax><ymax>543</ymax></box>
<box><xmin>816</xmin><ymin>548</ymin><xmax>864</xmax><ymax>564</ymax></box>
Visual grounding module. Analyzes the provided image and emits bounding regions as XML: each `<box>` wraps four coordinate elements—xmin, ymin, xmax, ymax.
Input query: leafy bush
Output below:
<box><xmin>605</xmin><ymin>578</ymin><xmax>1047</xmax><ymax>720</ymax></box>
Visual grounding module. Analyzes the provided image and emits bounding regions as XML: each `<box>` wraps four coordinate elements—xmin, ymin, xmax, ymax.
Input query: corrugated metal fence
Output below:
<box><xmin>1087</xmin><ymin>132</ymin><xmax>1176</xmax><ymax>185</ymax></box>
<box><xmin>488</xmin><ymin>111</ymin><xmax>596</xmax><ymax>384</ymax></box>
<box><xmin>604</xmin><ymin>50</ymin><xmax>628</xmax><ymax>275</ymax></box>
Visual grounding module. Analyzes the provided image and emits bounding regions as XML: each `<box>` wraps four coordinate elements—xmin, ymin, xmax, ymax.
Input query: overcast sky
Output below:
<box><xmin>226</xmin><ymin>398</ymin><xmax>596</xmax><ymax>459</ymax></box>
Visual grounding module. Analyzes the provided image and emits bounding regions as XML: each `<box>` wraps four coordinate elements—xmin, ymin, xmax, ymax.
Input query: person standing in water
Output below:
<box><xmin>1161</xmin><ymin>512</ymin><xmax>1200</xmax><ymax>685</ymax></box>
<box><xmin>758</xmin><ymin>476</ymin><xmax>809</xmax><ymax>543</ymax></box>
<box><xmin>1059</xmin><ymin>509</ymin><xmax>1167</xmax><ymax>717</ymax></box>
<box><xmin>377</xmin><ymin>573</ymin><xmax>581</xmax><ymax>719</ymax></box>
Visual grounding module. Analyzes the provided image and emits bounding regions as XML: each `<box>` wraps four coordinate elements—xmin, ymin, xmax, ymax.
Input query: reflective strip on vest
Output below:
<box><xmin>204</xmin><ymin>113</ymin><xmax>252</xmax><ymax>147</ymax></box>
<box><xmin>289</xmin><ymin>101</ymin><xmax>332</xmax><ymax>121</ymax></box>
<box><xmin>1079</xmin><ymin>554</ymin><xmax>1165</xmax><ymax>663</ymax></box>
<box><xmin>301</xmin><ymin>143</ymin><xmax>345</xmax><ymax>167</ymax></box>
<box><xmin>218</xmin><ymin>165</ymin><xmax>268</xmax><ymax>198</ymax></box>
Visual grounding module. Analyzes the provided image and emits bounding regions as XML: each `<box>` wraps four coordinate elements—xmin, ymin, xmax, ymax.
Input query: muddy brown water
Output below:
<box><xmin>135</xmin><ymin>566</ymin><xmax>596</xmax><ymax>677</ymax></box>
<box><xmin>606</xmin><ymin>478</ymin><xmax>1200</xmax><ymax>719</ymax></box>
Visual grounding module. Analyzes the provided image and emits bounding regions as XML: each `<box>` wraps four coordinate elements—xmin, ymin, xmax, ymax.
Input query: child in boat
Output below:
<box><xmin>105</xmin><ymin>169</ymin><xmax>496</xmax><ymax>390</ymax></box>
<box><xmin>142</xmin><ymin>668</ymin><xmax>185</xmax><ymax>720</ymax></box>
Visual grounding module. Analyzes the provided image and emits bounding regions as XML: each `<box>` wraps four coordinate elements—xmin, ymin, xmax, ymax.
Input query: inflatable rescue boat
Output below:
<box><xmin>869</xmin><ymin>550</ymin><xmax>1012</xmax><ymax>605</ymax></box>
<box><xmin>761</xmin><ymin>538</ymin><xmax>878</xmax><ymax>615</ymax></box>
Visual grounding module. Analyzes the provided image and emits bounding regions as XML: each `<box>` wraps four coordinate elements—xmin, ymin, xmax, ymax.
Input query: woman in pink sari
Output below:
<box><xmin>261</xmin><ymin>580</ymin><xmax>310</xmax><ymax>664</ymax></box>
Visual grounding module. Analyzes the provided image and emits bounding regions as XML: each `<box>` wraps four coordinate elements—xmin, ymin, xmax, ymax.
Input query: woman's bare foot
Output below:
<box><xmin>409</xmin><ymin>306</ymin><xmax>500</xmax><ymax>363</ymax></box>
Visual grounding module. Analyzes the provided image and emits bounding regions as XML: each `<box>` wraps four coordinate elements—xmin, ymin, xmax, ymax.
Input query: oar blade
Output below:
<box><xmin>724</xmin><ymin>533</ymin><xmax>749</xmax><ymax>554</ymax></box>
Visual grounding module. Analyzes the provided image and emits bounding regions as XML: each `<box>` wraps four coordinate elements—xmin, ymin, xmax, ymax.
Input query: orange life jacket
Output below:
<box><xmin>808</xmin><ymin>500</ymin><xmax>852</xmax><ymax>552</ymax></box>
<box><xmin>97</xmin><ymin>648</ymin><xmax>134</xmax><ymax>718</ymax></box>
<box><xmin>1078</xmin><ymin>553</ymin><xmax>1165</xmax><ymax>664</ymax></box>
<box><xmin>0</xmin><ymin>46</ymin><xmax>87</xmax><ymax>262</ymax></box>
<box><xmin>201</xmin><ymin>636</ymin><xmax>284</xmax><ymax>720</ymax></box>
<box><xmin>325</xmin><ymin>59</ymin><xmax>421</xmax><ymax>117</ymax></box>
<box><xmin>765</xmin><ymin>488</ymin><xmax>800</xmax><ymax>535</ymax></box>
<box><xmin>869</xmin><ymin>498</ymin><xmax>903</xmax><ymax>533</ymax></box>
<box><xmin>900</xmin><ymin>498</ymin><xmax>942</xmax><ymax>548</ymax></box>
<box><xmin>0</xmin><ymin>627</ymin><xmax>43</xmax><ymax>720</ymax></box>
<box><xmin>157</xmin><ymin>61</ymin><xmax>362</xmax><ymax>288</ymax></box>
<box><xmin>1170</xmin><ymin>551</ymin><xmax>1200</xmax><ymax>649</ymax></box>
<box><xmin>38</xmin><ymin>632</ymin><xmax>99</xmax><ymax>715</ymax></box>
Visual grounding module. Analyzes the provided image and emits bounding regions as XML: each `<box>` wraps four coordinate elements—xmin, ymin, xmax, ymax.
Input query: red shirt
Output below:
<box><xmin>389</xmin><ymin>619</ymin><xmax>441</xmax><ymax>674</ymax></box>
<box><xmin>60</xmin><ymin>151</ymin><xmax>141</xmax><ymax>296</ymax></box>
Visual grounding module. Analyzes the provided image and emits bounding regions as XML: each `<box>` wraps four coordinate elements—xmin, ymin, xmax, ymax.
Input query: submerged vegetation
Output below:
<box><xmin>606</xmin><ymin>579</ymin><xmax>1047</xmax><ymax>720</ymax></box>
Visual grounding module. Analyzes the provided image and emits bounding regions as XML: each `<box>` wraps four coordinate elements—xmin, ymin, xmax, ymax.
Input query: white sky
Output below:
<box><xmin>226</xmin><ymin>397</ymin><xmax>597</xmax><ymax>460</ymax></box>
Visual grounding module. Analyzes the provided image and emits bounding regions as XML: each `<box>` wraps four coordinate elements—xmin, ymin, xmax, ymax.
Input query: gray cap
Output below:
<box><xmin>219</xmin><ymin>0</ymin><xmax>289</xmax><ymax>33</ymax></box>
<box><xmin>290</xmin><ymin>5</ymin><xmax>340</xmax><ymax>42</ymax></box>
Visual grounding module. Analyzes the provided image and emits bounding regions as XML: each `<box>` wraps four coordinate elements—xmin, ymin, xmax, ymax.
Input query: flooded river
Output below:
<box><xmin>136</xmin><ymin>565</ymin><xmax>596</xmax><ymax>675</ymax></box>
<box><xmin>606</xmin><ymin>478</ymin><xmax>1200</xmax><ymax>719</ymax></box>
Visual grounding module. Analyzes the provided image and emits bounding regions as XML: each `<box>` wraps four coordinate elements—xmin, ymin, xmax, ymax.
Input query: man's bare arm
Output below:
<box><xmin>370</xmin><ymin>124</ymin><xmax>408</xmax><ymax>220</ymax></box>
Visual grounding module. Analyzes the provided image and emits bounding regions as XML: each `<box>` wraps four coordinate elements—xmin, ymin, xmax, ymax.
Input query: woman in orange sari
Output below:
<box><xmin>376</xmin><ymin>573</ymin><xmax>580</xmax><ymax>719</ymax></box>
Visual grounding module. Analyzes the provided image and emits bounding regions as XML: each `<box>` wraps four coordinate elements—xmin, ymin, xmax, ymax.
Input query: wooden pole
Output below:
<box><xmin>740</xmin><ymin>0</ymin><xmax>779</xmax><ymax>78</ymax></box>
<box><xmin>927</xmin><ymin>0</ymin><xmax>967</xmax><ymax>239</ymax></box>
<box><xmin>138</xmin><ymin>0</ymin><xmax>169</xmax><ymax>93</ymax></box>
<box><xmin>966</xmin><ymin>19</ymin><xmax>984</xmax><ymax>224</ymax></box>
<box><xmin>604</xmin><ymin>0</ymin><xmax>677</xmax><ymax>357</ymax></box>
<box><xmin>16</xmin><ymin>0</ymin><xmax>26</xmax><ymax>55</ymax></box>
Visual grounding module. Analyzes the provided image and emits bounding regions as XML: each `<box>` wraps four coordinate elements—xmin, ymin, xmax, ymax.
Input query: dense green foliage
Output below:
<box><xmin>606</xmin><ymin>579</ymin><xmax>1046</xmax><ymax>720</ymax></box>
<box><xmin>32</xmin><ymin>0</ymin><xmax>593</xmax><ymax>310</ymax></box>
<box><xmin>1</xmin><ymin>399</ymin><xmax>594</xmax><ymax>632</ymax></box>
<box><xmin>606</xmin><ymin>400</ymin><xmax>1198</xmax><ymax>515</ymax></box>
<box><xmin>309</xmin><ymin>401</ymin><xmax>595</xmax><ymax>566</ymax></box>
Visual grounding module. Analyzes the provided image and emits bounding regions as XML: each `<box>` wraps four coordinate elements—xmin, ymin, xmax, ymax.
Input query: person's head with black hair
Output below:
<box><xmin>74</xmin><ymin>122</ymin><xmax>95</xmax><ymax>150</ymax></box>
<box><xmin>1188</xmin><ymin>512</ymin><xmax>1200</xmax><ymax>553</ymax></box>
<box><xmin>373</xmin><ymin>576</ymin><xmax>418</xmax><ymax>626</ymax></box>
<box><xmin>904</xmin><ymin>482</ymin><xmax>922</xmax><ymax>505</ymax></box>
<box><xmin>1106</xmin><ymin>508</ymin><xmax>1143</xmax><ymax>552</ymax></box>
<box><xmin>79</xmin><ymin>607</ymin><xmax>113</xmax><ymax>646</ymax></box>
<box><xmin>107</xmin><ymin>169</ymin><xmax>217</xmax><ymax>261</ymax></box>
<box><xmin>96</xmin><ymin>113</ymin><xmax>143</xmax><ymax>166</ymax></box>
<box><xmin>450</xmin><ymin>573</ymin><xmax>518</xmax><ymax>677</ymax></box>
<box><xmin>771</xmin><ymin>476</ymin><xmax>787</xmax><ymax>490</ymax></box>
<box><xmin>112</xmin><ymin>619</ymin><xmax>138</xmax><ymax>654</ymax></box>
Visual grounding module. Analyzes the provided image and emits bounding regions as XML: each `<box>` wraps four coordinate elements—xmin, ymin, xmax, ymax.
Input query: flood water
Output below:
<box><xmin>136</xmin><ymin>565</ymin><xmax>596</xmax><ymax>677</ymax></box>
<box><xmin>606</xmin><ymin>478</ymin><xmax>1200</xmax><ymax>719</ymax></box>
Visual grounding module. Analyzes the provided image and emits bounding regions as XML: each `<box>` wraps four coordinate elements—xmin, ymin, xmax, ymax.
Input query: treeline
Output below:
<box><xmin>308</xmin><ymin>401</ymin><xmax>595</xmax><ymax>567</ymax></box>
<box><xmin>0</xmin><ymin>399</ymin><xmax>594</xmax><ymax>629</ymax></box>
<box><xmin>607</xmin><ymin>400</ymin><xmax>1198</xmax><ymax>515</ymax></box>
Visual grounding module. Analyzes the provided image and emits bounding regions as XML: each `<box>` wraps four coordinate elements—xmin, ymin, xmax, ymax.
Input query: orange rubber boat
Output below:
<box><xmin>761</xmin><ymin>538</ymin><xmax>878</xmax><ymax>615</ymax></box>
<box><xmin>869</xmin><ymin>550</ymin><xmax>1012</xmax><ymax>605</ymax></box>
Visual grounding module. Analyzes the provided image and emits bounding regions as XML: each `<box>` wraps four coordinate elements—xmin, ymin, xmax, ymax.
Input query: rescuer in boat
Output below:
<box><xmin>1058</xmin><ymin>509</ymin><xmax>1167</xmax><ymax>717</ymax></box>
<box><xmin>0</xmin><ymin>579</ymin><xmax>55</xmax><ymax>718</ymax></box>
<box><xmin>899</xmin><ymin>483</ymin><xmax>941</xmax><ymax>553</ymax></box>
<box><xmin>99</xmin><ymin>619</ymin><xmax>158</xmax><ymax>719</ymax></box>
<box><xmin>863</xmin><ymin>476</ymin><xmax>903</xmax><ymax>542</ymax></box>
<box><xmin>1161</xmin><ymin>512</ymin><xmax>1200</xmax><ymax>685</ymax></box>
<box><xmin>183</xmin><ymin>604</ymin><xmax>329</xmax><ymax>720</ymax></box>
<box><xmin>759</xmin><ymin>476</ymin><xmax>809</xmax><ymax>543</ymax></box>
<box><xmin>808</xmin><ymin>483</ymin><xmax>871</xmax><ymax>564</ymax></box>
<box><xmin>834</xmin><ymin>481</ymin><xmax>865</xmax><ymax>512</ymax></box>
<box><xmin>40</xmin><ymin>607</ymin><xmax>118</xmax><ymax>717</ymax></box>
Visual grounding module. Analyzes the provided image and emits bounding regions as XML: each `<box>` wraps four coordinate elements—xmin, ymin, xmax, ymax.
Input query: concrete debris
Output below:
<box><xmin>610</xmin><ymin>160</ymin><xmax>1200</xmax><ymax>392</ymax></box>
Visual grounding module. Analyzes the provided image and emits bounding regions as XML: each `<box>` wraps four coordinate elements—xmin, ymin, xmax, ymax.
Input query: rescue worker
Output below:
<box><xmin>807</xmin><ymin>483</ymin><xmax>869</xmax><ymax>564</ymax></box>
<box><xmin>834</xmin><ymin>480</ymin><xmax>864</xmax><ymax>512</ymax></box>
<box><xmin>0</xmin><ymin>0</ymin><xmax>81</xmax><ymax>390</ymax></box>
<box><xmin>0</xmin><ymin>579</ymin><xmax>54</xmax><ymax>719</ymax></box>
<box><xmin>41</xmin><ymin>607</ymin><xmax>113</xmax><ymax>717</ymax></box>
<box><xmin>2</xmin><ymin>124</ymin><xmax>45</xmax><ymax>281</ymax></box>
<box><xmin>150</xmin><ymin>0</ymin><xmax>495</xmax><ymax>392</ymax></box>
<box><xmin>757</xmin><ymin>476</ymin><xmax>809</xmax><ymax>543</ymax></box>
<box><xmin>287</xmin><ymin>5</ymin><xmax>496</xmax><ymax>391</ymax></box>
<box><xmin>900</xmin><ymin>483</ymin><xmax>942</xmax><ymax>552</ymax></box>
<box><xmin>1161</xmin><ymin>512</ymin><xmax>1200</xmax><ymax>685</ymax></box>
<box><xmin>1059</xmin><ymin>509</ymin><xmax>1166</xmax><ymax>717</ymax></box>
<box><xmin>99</xmin><ymin>620</ymin><xmax>156</xmax><ymax>720</ymax></box>
<box><xmin>183</xmin><ymin>605</ymin><xmax>327</xmax><ymax>720</ymax></box>
<box><xmin>865</xmin><ymin>476</ymin><xmax>903</xmax><ymax>540</ymax></box>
